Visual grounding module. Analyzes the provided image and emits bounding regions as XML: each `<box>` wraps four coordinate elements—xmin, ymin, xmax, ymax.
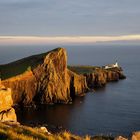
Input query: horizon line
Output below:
<box><xmin>0</xmin><ymin>34</ymin><xmax>140</xmax><ymax>45</ymax></box>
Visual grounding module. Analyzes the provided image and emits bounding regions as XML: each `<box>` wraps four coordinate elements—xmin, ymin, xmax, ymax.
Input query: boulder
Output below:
<box><xmin>114</xmin><ymin>136</ymin><xmax>128</xmax><ymax>140</ymax></box>
<box><xmin>0</xmin><ymin>108</ymin><xmax>17</xmax><ymax>122</ymax></box>
<box><xmin>132</xmin><ymin>131</ymin><xmax>140</xmax><ymax>140</ymax></box>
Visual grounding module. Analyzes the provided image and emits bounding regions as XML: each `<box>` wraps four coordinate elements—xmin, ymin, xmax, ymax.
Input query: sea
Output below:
<box><xmin>0</xmin><ymin>44</ymin><xmax>140</xmax><ymax>137</ymax></box>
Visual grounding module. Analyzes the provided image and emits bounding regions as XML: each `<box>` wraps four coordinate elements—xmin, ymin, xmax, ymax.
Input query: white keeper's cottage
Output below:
<box><xmin>104</xmin><ymin>61</ymin><xmax>119</xmax><ymax>69</ymax></box>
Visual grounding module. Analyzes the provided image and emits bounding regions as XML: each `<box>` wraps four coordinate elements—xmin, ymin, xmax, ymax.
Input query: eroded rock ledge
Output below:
<box><xmin>0</xmin><ymin>48</ymin><xmax>125</xmax><ymax>106</ymax></box>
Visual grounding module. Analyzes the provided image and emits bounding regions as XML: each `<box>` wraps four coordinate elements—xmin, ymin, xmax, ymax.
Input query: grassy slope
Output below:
<box><xmin>0</xmin><ymin>48</ymin><xmax>64</xmax><ymax>80</ymax></box>
<box><xmin>0</xmin><ymin>52</ymin><xmax>48</xmax><ymax>80</ymax></box>
<box><xmin>0</xmin><ymin>122</ymin><xmax>114</xmax><ymax>140</ymax></box>
<box><xmin>68</xmin><ymin>66</ymin><xmax>122</xmax><ymax>75</ymax></box>
<box><xmin>68</xmin><ymin>66</ymin><xmax>101</xmax><ymax>74</ymax></box>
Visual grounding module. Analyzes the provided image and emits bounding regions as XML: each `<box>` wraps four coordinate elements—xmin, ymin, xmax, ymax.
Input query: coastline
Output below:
<box><xmin>0</xmin><ymin>48</ymin><xmax>128</xmax><ymax>139</ymax></box>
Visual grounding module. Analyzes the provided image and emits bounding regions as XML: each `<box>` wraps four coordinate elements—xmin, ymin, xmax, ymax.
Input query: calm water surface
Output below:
<box><xmin>0</xmin><ymin>45</ymin><xmax>140</xmax><ymax>137</ymax></box>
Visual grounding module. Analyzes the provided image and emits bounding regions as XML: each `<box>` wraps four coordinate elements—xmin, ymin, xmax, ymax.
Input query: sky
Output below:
<box><xmin>0</xmin><ymin>0</ymin><xmax>140</xmax><ymax>45</ymax></box>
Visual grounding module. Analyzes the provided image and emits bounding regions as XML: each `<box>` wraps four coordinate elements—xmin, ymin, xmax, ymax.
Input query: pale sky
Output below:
<box><xmin>0</xmin><ymin>0</ymin><xmax>140</xmax><ymax>44</ymax></box>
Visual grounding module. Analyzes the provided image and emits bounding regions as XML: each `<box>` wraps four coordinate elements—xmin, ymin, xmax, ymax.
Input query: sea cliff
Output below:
<box><xmin>0</xmin><ymin>48</ymin><xmax>125</xmax><ymax>106</ymax></box>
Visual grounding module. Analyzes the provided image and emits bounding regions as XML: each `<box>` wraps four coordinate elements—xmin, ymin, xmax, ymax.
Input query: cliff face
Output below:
<box><xmin>84</xmin><ymin>68</ymin><xmax>126</xmax><ymax>88</ymax></box>
<box><xmin>84</xmin><ymin>70</ymin><xmax>106</xmax><ymax>88</ymax></box>
<box><xmin>0</xmin><ymin>84</ymin><xmax>17</xmax><ymax>122</ymax></box>
<box><xmin>68</xmin><ymin>70</ymin><xmax>88</xmax><ymax>98</ymax></box>
<box><xmin>2</xmin><ymin>71</ymin><xmax>38</xmax><ymax>105</ymax></box>
<box><xmin>1</xmin><ymin>48</ymin><xmax>125</xmax><ymax>106</ymax></box>
<box><xmin>33</xmin><ymin>48</ymin><xmax>88</xmax><ymax>104</ymax></box>
<box><xmin>33</xmin><ymin>48</ymin><xmax>71</xmax><ymax>104</ymax></box>
<box><xmin>0</xmin><ymin>88</ymin><xmax>13</xmax><ymax>112</ymax></box>
<box><xmin>1</xmin><ymin>48</ymin><xmax>88</xmax><ymax>105</ymax></box>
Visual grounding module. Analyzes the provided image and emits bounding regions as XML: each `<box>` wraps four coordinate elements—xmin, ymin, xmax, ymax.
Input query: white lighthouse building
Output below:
<box><xmin>104</xmin><ymin>61</ymin><xmax>119</xmax><ymax>69</ymax></box>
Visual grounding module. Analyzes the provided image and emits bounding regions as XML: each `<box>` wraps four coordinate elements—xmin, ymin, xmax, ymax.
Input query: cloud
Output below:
<box><xmin>0</xmin><ymin>35</ymin><xmax>140</xmax><ymax>45</ymax></box>
<box><xmin>0</xmin><ymin>0</ymin><xmax>140</xmax><ymax>36</ymax></box>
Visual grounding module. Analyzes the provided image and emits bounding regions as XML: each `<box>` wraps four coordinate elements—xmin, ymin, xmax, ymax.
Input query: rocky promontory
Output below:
<box><xmin>0</xmin><ymin>48</ymin><xmax>125</xmax><ymax>106</ymax></box>
<box><xmin>0</xmin><ymin>48</ymin><xmax>88</xmax><ymax>106</ymax></box>
<box><xmin>69</xmin><ymin>65</ymin><xmax>126</xmax><ymax>88</ymax></box>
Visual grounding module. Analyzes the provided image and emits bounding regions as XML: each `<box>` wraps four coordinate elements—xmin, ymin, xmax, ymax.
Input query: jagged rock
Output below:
<box><xmin>132</xmin><ymin>131</ymin><xmax>140</xmax><ymax>140</ymax></box>
<box><xmin>33</xmin><ymin>48</ymin><xmax>88</xmax><ymax>104</ymax></box>
<box><xmin>0</xmin><ymin>85</ymin><xmax>17</xmax><ymax>122</ymax></box>
<box><xmin>84</xmin><ymin>70</ymin><xmax>107</xmax><ymax>88</ymax></box>
<box><xmin>106</xmin><ymin>70</ymin><xmax>119</xmax><ymax>82</ymax></box>
<box><xmin>84</xmin><ymin>68</ymin><xmax>125</xmax><ymax>88</ymax></box>
<box><xmin>2</xmin><ymin>71</ymin><xmax>38</xmax><ymax>105</ymax></box>
<box><xmin>0</xmin><ymin>108</ymin><xmax>17</xmax><ymax>122</ymax></box>
<box><xmin>115</xmin><ymin>136</ymin><xmax>128</xmax><ymax>140</ymax></box>
<box><xmin>39</xmin><ymin>126</ymin><xmax>51</xmax><ymax>135</ymax></box>
<box><xmin>0</xmin><ymin>87</ymin><xmax>13</xmax><ymax>112</ymax></box>
<box><xmin>68</xmin><ymin>70</ymin><xmax>88</xmax><ymax>98</ymax></box>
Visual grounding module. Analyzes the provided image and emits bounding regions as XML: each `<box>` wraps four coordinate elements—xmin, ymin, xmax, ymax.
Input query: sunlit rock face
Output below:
<box><xmin>33</xmin><ymin>48</ymin><xmax>88</xmax><ymax>104</ymax></box>
<box><xmin>0</xmin><ymin>88</ymin><xmax>13</xmax><ymax>112</ymax></box>
<box><xmin>132</xmin><ymin>131</ymin><xmax>140</xmax><ymax>140</ymax></box>
<box><xmin>0</xmin><ymin>108</ymin><xmax>17</xmax><ymax>122</ymax></box>
<box><xmin>2</xmin><ymin>71</ymin><xmax>38</xmax><ymax>105</ymax></box>
<box><xmin>0</xmin><ymin>85</ymin><xmax>17</xmax><ymax>122</ymax></box>
<box><xmin>2</xmin><ymin>48</ymin><xmax>88</xmax><ymax>105</ymax></box>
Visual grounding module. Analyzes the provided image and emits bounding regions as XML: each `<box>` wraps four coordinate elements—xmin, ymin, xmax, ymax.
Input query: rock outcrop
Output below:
<box><xmin>0</xmin><ymin>87</ymin><xmax>13</xmax><ymax>112</ymax></box>
<box><xmin>115</xmin><ymin>136</ymin><xmax>128</xmax><ymax>140</ymax></box>
<box><xmin>1</xmin><ymin>48</ymin><xmax>88</xmax><ymax>105</ymax></box>
<box><xmin>32</xmin><ymin>48</ymin><xmax>88</xmax><ymax>104</ymax></box>
<box><xmin>68</xmin><ymin>70</ymin><xmax>88</xmax><ymax>98</ymax></box>
<box><xmin>2</xmin><ymin>71</ymin><xmax>38</xmax><ymax>106</ymax></box>
<box><xmin>84</xmin><ymin>68</ymin><xmax>126</xmax><ymax>88</ymax></box>
<box><xmin>132</xmin><ymin>131</ymin><xmax>140</xmax><ymax>140</ymax></box>
<box><xmin>0</xmin><ymin>82</ymin><xmax>17</xmax><ymax>122</ymax></box>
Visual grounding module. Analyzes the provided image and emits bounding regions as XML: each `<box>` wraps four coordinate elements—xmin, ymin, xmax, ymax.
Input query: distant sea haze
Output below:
<box><xmin>1</xmin><ymin>45</ymin><xmax>140</xmax><ymax>136</ymax></box>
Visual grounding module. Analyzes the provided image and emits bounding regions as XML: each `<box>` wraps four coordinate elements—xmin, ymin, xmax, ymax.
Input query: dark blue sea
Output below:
<box><xmin>0</xmin><ymin>45</ymin><xmax>140</xmax><ymax>137</ymax></box>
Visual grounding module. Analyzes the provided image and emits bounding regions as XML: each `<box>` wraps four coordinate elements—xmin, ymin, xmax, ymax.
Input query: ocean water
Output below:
<box><xmin>0</xmin><ymin>45</ymin><xmax>140</xmax><ymax>137</ymax></box>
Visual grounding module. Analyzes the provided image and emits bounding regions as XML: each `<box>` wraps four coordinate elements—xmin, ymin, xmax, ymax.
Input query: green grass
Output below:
<box><xmin>68</xmin><ymin>65</ymin><xmax>101</xmax><ymax>74</ymax></box>
<box><xmin>0</xmin><ymin>48</ymin><xmax>65</xmax><ymax>80</ymax></box>
<box><xmin>0</xmin><ymin>52</ymin><xmax>49</xmax><ymax>80</ymax></box>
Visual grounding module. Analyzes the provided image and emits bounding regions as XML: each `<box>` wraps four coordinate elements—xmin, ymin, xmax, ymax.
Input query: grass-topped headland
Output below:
<box><xmin>0</xmin><ymin>48</ymin><xmax>126</xmax><ymax>105</ymax></box>
<box><xmin>0</xmin><ymin>53</ymin><xmax>46</xmax><ymax>80</ymax></box>
<box><xmin>68</xmin><ymin>65</ymin><xmax>100</xmax><ymax>74</ymax></box>
<box><xmin>0</xmin><ymin>48</ymin><xmax>63</xmax><ymax>80</ymax></box>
